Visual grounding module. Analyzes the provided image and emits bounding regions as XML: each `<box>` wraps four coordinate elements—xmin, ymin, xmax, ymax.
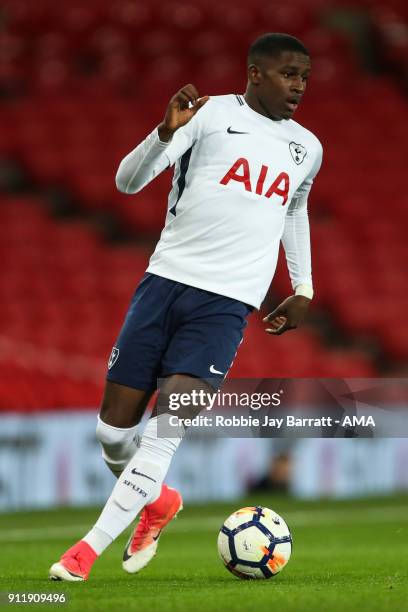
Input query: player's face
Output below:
<box><xmin>248</xmin><ymin>51</ymin><xmax>311</xmax><ymax>120</ymax></box>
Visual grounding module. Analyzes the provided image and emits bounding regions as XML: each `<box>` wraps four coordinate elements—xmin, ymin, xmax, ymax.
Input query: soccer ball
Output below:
<box><xmin>217</xmin><ymin>506</ymin><xmax>292</xmax><ymax>580</ymax></box>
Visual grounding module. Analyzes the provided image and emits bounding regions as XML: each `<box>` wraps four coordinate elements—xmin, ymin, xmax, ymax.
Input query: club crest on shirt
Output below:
<box><xmin>289</xmin><ymin>142</ymin><xmax>307</xmax><ymax>164</ymax></box>
<box><xmin>108</xmin><ymin>347</ymin><xmax>119</xmax><ymax>369</ymax></box>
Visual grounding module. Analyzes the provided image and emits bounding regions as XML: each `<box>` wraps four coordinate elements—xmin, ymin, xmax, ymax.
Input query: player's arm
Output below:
<box><xmin>264</xmin><ymin>144</ymin><xmax>323</xmax><ymax>335</ymax></box>
<box><xmin>115</xmin><ymin>84</ymin><xmax>209</xmax><ymax>194</ymax></box>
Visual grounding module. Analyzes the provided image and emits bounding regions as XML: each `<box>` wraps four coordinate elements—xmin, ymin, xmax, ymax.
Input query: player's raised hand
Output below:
<box><xmin>158</xmin><ymin>84</ymin><xmax>209</xmax><ymax>142</ymax></box>
<box><xmin>263</xmin><ymin>295</ymin><xmax>311</xmax><ymax>335</ymax></box>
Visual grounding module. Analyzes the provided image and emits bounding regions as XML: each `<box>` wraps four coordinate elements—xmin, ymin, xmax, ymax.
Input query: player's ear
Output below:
<box><xmin>248</xmin><ymin>64</ymin><xmax>262</xmax><ymax>85</ymax></box>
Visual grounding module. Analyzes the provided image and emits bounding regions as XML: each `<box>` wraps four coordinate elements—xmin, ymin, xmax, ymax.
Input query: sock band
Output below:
<box><xmin>96</xmin><ymin>415</ymin><xmax>141</xmax><ymax>478</ymax></box>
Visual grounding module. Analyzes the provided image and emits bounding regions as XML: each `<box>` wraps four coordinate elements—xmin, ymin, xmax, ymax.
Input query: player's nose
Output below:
<box><xmin>291</xmin><ymin>82</ymin><xmax>304</xmax><ymax>95</ymax></box>
<box><xmin>290</xmin><ymin>76</ymin><xmax>305</xmax><ymax>95</ymax></box>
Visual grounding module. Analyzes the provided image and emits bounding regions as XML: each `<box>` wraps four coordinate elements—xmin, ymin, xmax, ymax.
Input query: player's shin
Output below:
<box><xmin>135</xmin><ymin>413</ymin><xmax>185</xmax><ymax>479</ymax></box>
<box><xmin>120</xmin><ymin>414</ymin><xmax>185</xmax><ymax>572</ymax></box>
<box><xmin>82</xmin><ymin>458</ymin><xmax>162</xmax><ymax>554</ymax></box>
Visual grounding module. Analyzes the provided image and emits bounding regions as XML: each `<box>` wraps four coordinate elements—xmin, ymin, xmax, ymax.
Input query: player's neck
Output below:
<box><xmin>243</xmin><ymin>91</ymin><xmax>281</xmax><ymax>122</ymax></box>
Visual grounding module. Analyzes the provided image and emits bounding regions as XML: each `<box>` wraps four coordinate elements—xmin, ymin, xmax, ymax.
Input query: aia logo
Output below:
<box><xmin>220</xmin><ymin>158</ymin><xmax>289</xmax><ymax>205</ymax></box>
<box><xmin>289</xmin><ymin>142</ymin><xmax>307</xmax><ymax>164</ymax></box>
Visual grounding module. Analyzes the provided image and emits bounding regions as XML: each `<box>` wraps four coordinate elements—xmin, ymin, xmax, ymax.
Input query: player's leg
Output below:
<box><xmin>94</xmin><ymin>273</ymin><xmax>178</xmax><ymax>483</ymax></box>
<box><xmin>49</xmin><ymin>280</ymin><xmax>251</xmax><ymax>581</ymax></box>
<box><xmin>96</xmin><ymin>381</ymin><xmax>154</xmax><ymax>478</ymax></box>
<box><xmin>121</xmin><ymin>289</ymin><xmax>253</xmax><ymax>573</ymax></box>
<box><xmin>50</xmin><ymin>374</ymin><xmax>201</xmax><ymax>582</ymax></box>
<box><xmin>96</xmin><ymin>381</ymin><xmax>183</xmax><ymax>574</ymax></box>
<box><xmin>50</xmin><ymin>381</ymin><xmax>185</xmax><ymax>582</ymax></box>
<box><xmin>95</xmin><ymin>273</ymin><xmax>167</xmax><ymax>482</ymax></box>
<box><xmin>49</xmin><ymin>274</ymin><xmax>183</xmax><ymax>581</ymax></box>
<box><xmin>83</xmin><ymin>375</ymin><xmax>206</xmax><ymax>557</ymax></box>
<box><xmin>121</xmin><ymin>374</ymin><xmax>212</xmax><ymax>572</ymax></box>
<box><xmin>49</xmin><ymin>382</ymin><xmax>155</xmax><ymax>582</ymax></box>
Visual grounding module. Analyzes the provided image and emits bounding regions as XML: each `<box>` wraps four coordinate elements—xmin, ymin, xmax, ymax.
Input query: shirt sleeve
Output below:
<box><xmin>115</xmin><ymin>100</ymin><xmax>211</xmax><ymax>195</ymax></box>
<box><xmin>281</xmin><ymin>141</ymin><xmax>323</xmax><ymax>291</ymax></box>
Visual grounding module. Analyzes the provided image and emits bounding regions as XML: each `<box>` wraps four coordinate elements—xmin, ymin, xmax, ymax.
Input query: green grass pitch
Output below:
<box><xmin>0</xmin><ymin>494</ymin><xmax>407</xmax><ymax>612</ymax></box>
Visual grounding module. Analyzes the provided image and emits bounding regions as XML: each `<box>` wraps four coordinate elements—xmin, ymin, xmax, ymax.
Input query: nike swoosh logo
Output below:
<box><xmin>122</xmin><ymin>530</ymin><xmax>161</xmax><ymax>562</ymax></box>
<box><xmin>227</xmin><ymin>126</ymin><xmax>249</xmax><ymax>135</ymax></box>
<box><xmin>210</xmin><ymin>365</ymin><xmax>224</xmax><ymax>375</ymax></box>
<box><xmin>153</xmin><ymin>529</ymin><xmax>162</xmax><ymax>541</ymax></box>
<box><xmin>123</xmin><ymin>534</ymin><xmax>132</xmax><ymax>561</ymax></box>
<box><xmin>131</xmin><ymin>469</ymin><xmax>157</xmax><ymax>482</ymax></box>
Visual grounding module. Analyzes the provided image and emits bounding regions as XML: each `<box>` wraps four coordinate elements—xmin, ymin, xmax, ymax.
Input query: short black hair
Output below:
<box><xmin>248</xmin><ymin>33</ymin><xmax>309</xmax><ymax>65</ymax></box>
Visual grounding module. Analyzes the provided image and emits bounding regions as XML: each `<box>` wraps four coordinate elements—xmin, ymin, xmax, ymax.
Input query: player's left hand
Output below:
<box><xmin>263</xmin><ymin>295</ymin><xmax>311</xmax><ymax>335</ymax></box>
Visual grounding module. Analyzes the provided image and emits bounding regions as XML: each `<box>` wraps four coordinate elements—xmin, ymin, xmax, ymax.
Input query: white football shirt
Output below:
<box><xmin>116</xmin><ymin>94</ymin><xmax>323</xmax><ymax>309</ymax></box>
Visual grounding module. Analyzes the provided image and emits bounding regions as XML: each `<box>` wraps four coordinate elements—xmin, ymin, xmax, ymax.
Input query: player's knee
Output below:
<box><xmin>95</xmin><ymin>417</ymin><xmax>117</xmax><ymax>450</ymax></box>
<box><xmin>95</xmin><ymin>416</ymin><xmax>139</xmax><ymax>453</ymax></box>
<box><xmin>96</xmin><ymin>416</ymin><xmax>140</xmax><ymax>477</ymax></box>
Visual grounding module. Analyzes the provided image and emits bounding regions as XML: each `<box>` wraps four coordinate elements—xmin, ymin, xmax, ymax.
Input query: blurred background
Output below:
<box><xmin>0</xmin><ymin>0</ymin><xmax>407</xmax><ymax>511</ymax></box>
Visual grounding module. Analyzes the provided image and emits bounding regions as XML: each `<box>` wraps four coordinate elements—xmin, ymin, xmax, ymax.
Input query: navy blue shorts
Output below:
<box><xmin>106</xmin><ymin>273</ymin><xmax>253</xmax><ymax>391</ymax></box>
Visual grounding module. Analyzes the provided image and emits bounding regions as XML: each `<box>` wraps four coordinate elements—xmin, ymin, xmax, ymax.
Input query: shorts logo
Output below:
<box><xmin>108</xmin><ymin>347</ymin><xmax>120</xmax><ymax>369</ymax></box>
<box><xmin>289</xmin><ymin>142</ymin><xmax>307</xmax><ymax>164</ymax></box>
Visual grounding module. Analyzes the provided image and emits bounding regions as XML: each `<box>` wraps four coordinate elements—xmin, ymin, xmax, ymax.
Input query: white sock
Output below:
<box><xmin>81</xmin><ymin>415</ymin><xmax>184</xmax><ymax>553</ymax></box>
<box><xmin>136</xmin><ymin>413</ymin><xmax>185</xmax><ymax>477</ymax></box>
<box><xmin>83</xmin><ymin>527</ymin><xmax>113</xmax><ymax>556</ymax></box>
<box><xmin>96</xmin><ymin>415</ymin><xmax>140</xmax><ymax>478</ymax></box>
